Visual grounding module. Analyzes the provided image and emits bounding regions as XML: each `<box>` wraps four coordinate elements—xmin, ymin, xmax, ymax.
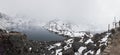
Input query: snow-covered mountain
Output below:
<box><xmin>0</xmin><ymin>12</ymin><xmax>33</xmax><ymax>31</ymax></box>
<box><xmin>44</xmin><ymin>19</ymin><xmax>93</xmax><ymax>37</ymax></box>
<box><xmin>0</xmin><ymin>12</ymin><xmax>12</xmax><ymax>30</ymax></box>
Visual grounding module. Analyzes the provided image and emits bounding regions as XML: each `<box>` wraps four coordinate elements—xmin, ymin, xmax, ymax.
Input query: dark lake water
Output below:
<box><xmin>13</xmin><ymin>26</ymin><xmax>65</xmax><ymax>41</ymax></box>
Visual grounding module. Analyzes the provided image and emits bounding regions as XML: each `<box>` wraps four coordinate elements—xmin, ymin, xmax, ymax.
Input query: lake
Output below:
<box><xmin>12</xmin><ymin>26</ymin><xmax>65</xmax><ymax>41</ymax></box>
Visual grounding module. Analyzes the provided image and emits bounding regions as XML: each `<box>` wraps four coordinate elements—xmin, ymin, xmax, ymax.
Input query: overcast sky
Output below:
<box><xmin>0</xmin><ymin>0</ymin><xmax>120</xmax><ymax>31</ymax></box>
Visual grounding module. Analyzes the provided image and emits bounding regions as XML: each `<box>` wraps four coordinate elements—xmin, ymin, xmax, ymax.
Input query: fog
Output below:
<box><xmin>0</xmin><ymin>0</ymin><xmax>120</xmax><ymax>32</ymax></box>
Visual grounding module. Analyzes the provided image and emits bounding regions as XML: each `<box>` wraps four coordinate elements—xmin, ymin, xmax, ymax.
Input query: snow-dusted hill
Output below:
<box><xmin>0</xmin><ymin>12</ymin><xmax>33</xmax><ymax>31</ymax></box>
<box><xmin>44</xmin><ymin>19</ymin><xmax>93</xmax><ymax>38</ymax></box>
<box><xmin>0</xmin><ymin>12</ymin><xmax>11</xmax><ymax>29</ymax></box>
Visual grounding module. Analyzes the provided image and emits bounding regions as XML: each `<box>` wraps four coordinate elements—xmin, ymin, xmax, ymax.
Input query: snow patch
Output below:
<box><xmin>54</xmin><ymin>43</ymin><xmax>61</xmax><ymax>46</ymax></box>
<box><xmin>78</xmin><ymin>46</ymin><xmax>87</xmax><ymax>54</ymax></box>
<box><xmin>84</xmin><ymin>50</ymin><xmax>94</xmax><ymax>55</ymax></box>
<box><xmin>55</xmin><ymin>49</ymin><xmax>62</xmax><ymax>55</ymax></box>
<box><xmin>85</xmin><ymin>39</ymin><xmax>94</xmax><ymax>44</ymax></box>
<box><xmin>96</xmin><ymin>49</ymin><xmax>101</xmax><ymax>55</ymax></box>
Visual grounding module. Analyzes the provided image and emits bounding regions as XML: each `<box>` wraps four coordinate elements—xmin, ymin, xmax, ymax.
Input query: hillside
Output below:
<box><xmin>0</xmin><ymin>12</ymin><xmax>33</xmax><ymax>31</ymax></box>
<box><xmin>102</xmin><ymin>27</ymin><xmax>120</xmax><ymax>55</ymax></box>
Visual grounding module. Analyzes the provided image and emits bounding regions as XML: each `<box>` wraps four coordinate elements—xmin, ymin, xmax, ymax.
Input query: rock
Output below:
<box><xmin>72</xmin><ymin>42</ymin><xmax>84</xmax><ymax>52</ymax></box>
<box><xmin>63</xmin><ymin>48</ymin><xmax>74</xmax><ymax>55</ymax></box>
<box><xmin>74</xmin><ymin>37</ymin><xmax>81</xmax><ymax>42</ymax></box>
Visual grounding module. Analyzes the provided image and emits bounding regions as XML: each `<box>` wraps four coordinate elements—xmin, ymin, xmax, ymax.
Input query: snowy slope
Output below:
<box><xmin>44</xmin><ymin>19</ymin><xmax>112</xmax><ymax>55</ymax></box>
<box><xmin>0</xmin><ymin>12</ymin><xmax>33</xmax><ymax>31</ymax></box>
<box><xmin>44</xmin><ymin>19</ymin><xmax>93</xmax><ymax>38</ymax></box>
<box><xmin>45</xmin><ymin>32</ymin><xmax>111</xmax><ymax>55</ymax></box>
<box><xmin>0</xmin><ymin>12</ymin><xmax>12</xmax><ymax>30</ymax></box>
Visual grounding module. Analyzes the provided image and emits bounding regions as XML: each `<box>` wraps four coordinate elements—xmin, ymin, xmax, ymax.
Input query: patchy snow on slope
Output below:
<box><xmin>64</xmin><ymin>44</ymin><xmax>72</xmax><ymax>50</ymax></box>
<box><xmin>64</xmin><ymin>39</ymin><xmax>73</xmax><ymax>50</ymax></box>
<box><xmin>85</xmin><ymin>39</ymin><xmax>94</xmax><ymax>44</ymax></box>
<box><xmin>54</xmin><ymin>43</ymin><xmax>61</xmax><ymax>46</ymax></box>
<box><xmin>44</xmin><ymin>19</ymin><xmax>93</xmax><ymax>38</ymax></box>
<box><xmin>55</xmin><ymin>49</ymin><xmax>62</xmax><ymax>55</ymax></box>
<box><xmin>79</xmin><ymin>38</ymin><xmax>84</xmax><ymax>43</ymax></box>
<box><xmin>84</xmin><ymin>50</ymin><xmax>94</xmax><ymax>55</ymax></box>
<box><xmin>48</xmin><ymin>43</ymin><xmax>61</xmax><ymax>50</ymax></box>
<box><xmin>101</xmin><ymin>33</ymin><xmax>111</xmax><ymax>42</ymax></box>
<box><xmin>48</xmin><ymin>45</ymin><xmax>56</xmax><ymax>50</ymax></box>
<box><xmin>65</xmin><ymin>31</ymin><xmax>72</xmax><ymax>36</ymax></box>
<box><xmin>40</xmin><ymin>31</ymin><xmax>111</xmax><ymax>55</ymax></box>
<box><xmin>65</xmin><ymin>39</ymin><xmax>74</xmax><ymax>44</ymax></box>
<box><xmin>99</xmin><ymin>33</ymin><xmax>111</xmax><ymax>46</ymax></box>
<box><xmin>78</xmin><ymin>46</ymin><xmax>87</xmax><ymax>54</ymax></box>
<box><xmin>72</xmin><ymin>32</ymin><xmax>85</xmax><ymax>37</ymax></box>
<box><xmin>96</xmin><ymin>49</ymin><xmax>101</xmax><ymax>55</ymax></box>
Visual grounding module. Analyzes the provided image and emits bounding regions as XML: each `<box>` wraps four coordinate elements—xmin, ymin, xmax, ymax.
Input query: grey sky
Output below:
<box><xmin>0</xmin><ymin>0</ymin><xmax>120</xmax><ymax>31</ymax></box>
